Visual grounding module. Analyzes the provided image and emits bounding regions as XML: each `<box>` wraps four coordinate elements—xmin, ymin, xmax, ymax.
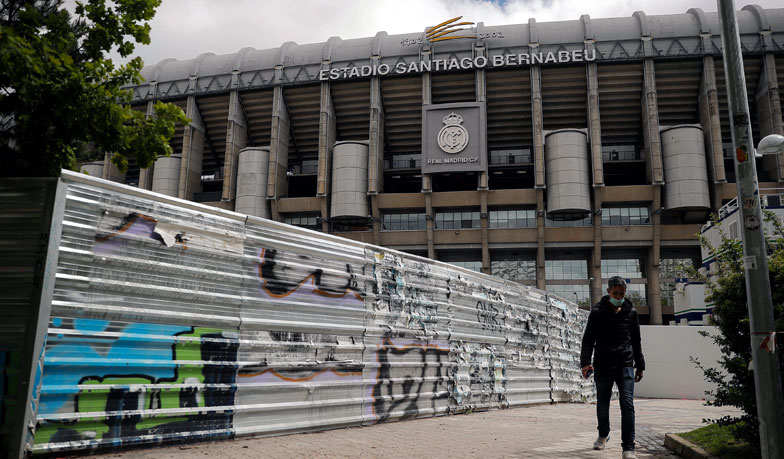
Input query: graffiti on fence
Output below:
<box><xmin>35</xmin><ymin>319</ymin><xmax>238</xmax><ymax>450</ymax></box>
<box><xmin>448</xmin><ymin>342</ymin><xmax>507</xmax><ymax>410</ymax></box>
<box><xmin>371</xmin><ymin>338</ymin><xmax>449</xmax><ymax>422</ymax></box>
<box><xmin>257</xmin><ymin>248</ymin><xmax>365</xmax><ymax>301</ymax></box>
<box><xmin>94</xmin><ymin>213</ymin><xmax>163</xmax><ymax>253</ymax></box>
<box><xmin>476</xmin><ymin>300</ymin><xmax>501</xmax><ymax>331</ymax></box>
<box><xmin>370</xmin><ymin>251</ymin><xmax>439</xmax><ymax>332</ymax></box>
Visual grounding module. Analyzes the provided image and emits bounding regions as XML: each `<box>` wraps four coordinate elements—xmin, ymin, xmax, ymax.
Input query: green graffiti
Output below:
<box><xmin>34</xmin><ymin>326</ymin><xmax>238</xmax><ymax>450</ymax></box>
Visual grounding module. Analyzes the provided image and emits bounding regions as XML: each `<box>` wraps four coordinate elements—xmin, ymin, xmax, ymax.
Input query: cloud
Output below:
<box><xmin>113</xmin><ymin>0</ymin><xmax>782</xmax><ymax>66</ymax></box>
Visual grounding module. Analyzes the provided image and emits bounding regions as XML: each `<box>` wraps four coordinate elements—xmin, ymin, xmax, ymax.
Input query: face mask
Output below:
<box><xmin>609</xmin><ymin>297</ymin><xmax>624</xmax><ymax>307</ymax></box>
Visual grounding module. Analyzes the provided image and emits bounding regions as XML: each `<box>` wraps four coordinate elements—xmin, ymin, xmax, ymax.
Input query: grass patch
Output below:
<box><xmin>679</xmin><ymin>423</ymin><xmax>753</xmax><ymax>459</ymax></box>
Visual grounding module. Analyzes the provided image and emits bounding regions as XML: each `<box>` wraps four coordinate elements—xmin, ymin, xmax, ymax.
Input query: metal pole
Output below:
<box><xmin>717</xmin><ymin>1</ymin><xmax>784</xmax><ymax>457</ymax></box>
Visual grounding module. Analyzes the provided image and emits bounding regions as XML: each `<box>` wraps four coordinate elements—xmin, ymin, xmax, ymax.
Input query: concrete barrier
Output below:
<box><xmin>636</xmin><ymin>325</ymin><xmax>721</xmax><ymax>400</ymax></box>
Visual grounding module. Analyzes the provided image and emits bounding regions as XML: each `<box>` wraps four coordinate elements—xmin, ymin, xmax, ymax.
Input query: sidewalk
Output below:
<box><xmin>92</xmin><ymin>399</ymin><xmax>738</xmax><ymax>459</ymax></box>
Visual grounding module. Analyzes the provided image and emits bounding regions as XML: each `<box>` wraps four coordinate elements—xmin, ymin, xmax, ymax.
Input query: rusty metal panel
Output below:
<box><xmin>23</xmin><ymin>171</ymin><xmax>591</xmax><ymax>455</ymax></box>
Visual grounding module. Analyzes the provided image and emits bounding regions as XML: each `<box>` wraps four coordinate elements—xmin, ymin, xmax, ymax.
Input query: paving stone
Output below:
<box><xmin>88</xmin><ymin>399</ymin><xmax>738</xmax><ymax>459</ymax></box>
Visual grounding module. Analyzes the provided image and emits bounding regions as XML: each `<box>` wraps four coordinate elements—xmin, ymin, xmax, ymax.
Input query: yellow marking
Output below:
<box><xmin>426</xmin><ymin>22</ymin><xmax>475</xmax><ymax>38</ymax></box>
<box><xmin>426</xmin><ymin>16</ymin><xmax>462</xmax><ymax>34</ymax></box>
<box><xmin>431</xmin><ymin>35</ymin><xmax>476</xmax><ymax>42</ymax></box>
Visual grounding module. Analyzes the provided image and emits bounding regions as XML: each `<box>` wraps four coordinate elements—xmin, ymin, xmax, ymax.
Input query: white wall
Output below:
<box><xmin>635</xmin><ymin>325</ymin><xmax>722</xmax><ymax>400</ymax></box>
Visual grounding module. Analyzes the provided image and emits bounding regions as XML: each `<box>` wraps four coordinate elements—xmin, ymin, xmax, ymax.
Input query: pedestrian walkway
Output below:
<box><xmin>92</xmin><ymin>399</ymin><xmax>738</xmax><ymax>458</ymax></box>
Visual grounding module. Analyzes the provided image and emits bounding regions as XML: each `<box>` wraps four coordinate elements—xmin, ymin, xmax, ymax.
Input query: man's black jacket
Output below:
<box><xmin>580</xmin><ymin>295</ymin><xmax>645</xmax><ymax>372</ymax></box>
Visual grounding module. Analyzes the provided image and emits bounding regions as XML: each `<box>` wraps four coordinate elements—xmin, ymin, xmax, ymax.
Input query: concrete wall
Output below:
<box><xmin>636</xmin><ymin>325</ymin><xmax>721</xmax><ymax>400</ymax></box>
<box><xmin>15</xmin><ymin>171</ymin><xmax>593</xmax><ymax>456</ymax></box>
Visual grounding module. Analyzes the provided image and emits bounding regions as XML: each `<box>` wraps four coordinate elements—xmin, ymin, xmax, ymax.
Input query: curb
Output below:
<box><xmin>663</xmin><ymin>433</ymin><xmax>715</xmax><ymax>459</ymax></box>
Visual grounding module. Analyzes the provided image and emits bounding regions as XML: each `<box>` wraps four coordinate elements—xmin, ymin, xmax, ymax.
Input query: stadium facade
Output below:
<box><xmin>86</xmin><ymin>5</ymin><xmax>784</xmax><ymax>324</ymax></box>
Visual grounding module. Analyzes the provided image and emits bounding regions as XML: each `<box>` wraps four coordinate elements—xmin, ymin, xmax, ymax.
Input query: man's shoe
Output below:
<box><xmin>622</xmin><ymin>450</ymin><xmax>637</xmax><ymax>458</ymax></box>
<box><xmin>593</xmin><ymin>435</ymin><xmax>609</xmax><ymax>450</ymax></box>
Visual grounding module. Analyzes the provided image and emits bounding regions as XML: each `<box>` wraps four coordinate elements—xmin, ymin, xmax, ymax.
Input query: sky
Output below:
<box><xmin>111</xmin><ymin>0</ymin><xmax>783</xmax><ymax>67</ymax></box>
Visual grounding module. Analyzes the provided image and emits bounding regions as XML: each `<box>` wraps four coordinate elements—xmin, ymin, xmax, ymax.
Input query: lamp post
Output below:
<box><xmin>717</xmin><ymin>1</ymin><xmax>784</xmax><ymax>457</ymax></box>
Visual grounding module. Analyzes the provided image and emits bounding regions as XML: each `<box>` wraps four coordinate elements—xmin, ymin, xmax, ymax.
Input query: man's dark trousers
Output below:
<box><xmin>595</xmin><ymin>366</ymin><xmax>635</xmax><ymax>451</ymax></box>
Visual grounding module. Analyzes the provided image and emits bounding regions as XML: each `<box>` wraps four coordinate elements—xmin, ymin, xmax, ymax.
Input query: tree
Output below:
<box><xmin>0</xmin><ymin>0</ymin><xmax>188</xmax><ymax>177</ymax></box>
<box><xmin>692</xmin><ymin>210</ymin><xmax>784</xmax><ymax>457</ymax></box>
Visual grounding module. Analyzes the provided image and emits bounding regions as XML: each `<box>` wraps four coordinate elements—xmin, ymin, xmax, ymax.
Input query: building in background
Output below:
<box><xmin>673</xmin><ymin>190</ymin><xmax>784</xmax><ymax>325</ymax></box>
<box><xmin>87</xmin><ymin>6</ymin><xmax>784</xmax><ymax>325</ymax></box>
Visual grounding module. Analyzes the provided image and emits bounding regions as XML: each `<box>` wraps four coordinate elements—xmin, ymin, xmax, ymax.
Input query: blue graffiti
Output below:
<box><xmin>40</xmin><ymin>318</ymin><xmax>191</xmax><ymax>414</ymax></box>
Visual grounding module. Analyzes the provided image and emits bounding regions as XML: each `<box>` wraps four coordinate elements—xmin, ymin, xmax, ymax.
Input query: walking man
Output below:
<box><xmin>580</xmin><ymin>276</ymin><xmax>645</xmax><ymax>459</ymax></box>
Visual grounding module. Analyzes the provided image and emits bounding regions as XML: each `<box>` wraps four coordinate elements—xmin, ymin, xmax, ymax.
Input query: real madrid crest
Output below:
<box><xmin>438</xmin><ymin>112</ymin><xmax>469</xmax><ymax>154</ymax></box>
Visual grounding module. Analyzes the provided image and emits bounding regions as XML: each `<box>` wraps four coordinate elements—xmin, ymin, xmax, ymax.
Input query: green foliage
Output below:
<box><xmin>690</xmin><ymin>210</ymin><xmax>784</xmax><ymax>457</ymax></box>
<box><xmin>679</xmin><ymin>422</ymin><xmax>751</xmax><ymax>459</ymax></box>
<box><xmin>0</xmin><ymin>0</ymin><xmax>188</xmax><ymax>177</ymax></box>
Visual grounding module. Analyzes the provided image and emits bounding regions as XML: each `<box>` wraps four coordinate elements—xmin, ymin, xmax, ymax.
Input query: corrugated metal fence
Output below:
<box><xmin>4</xmin><ymin>171</ymin><xmax>593</xmax><ymax>456</ymax></box>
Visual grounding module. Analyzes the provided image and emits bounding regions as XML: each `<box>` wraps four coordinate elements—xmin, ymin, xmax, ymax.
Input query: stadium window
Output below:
<box><xmin>382</xmin><ymin>211</ymin><xmax>426</xmax><ymax>231</ymax></box>
<box><xmin>435</xmin><ymin>209</ymin><xmax>481</xmax><ymax>229</ymax></box>
<box><xmin>284</xmin><ymin>214</ymin><xmax>321</xmax><ymax>231</ymax></box>
<box><xmin>545</xmin><ymin>259</ymin><xmax>588</xmax><ymax>280</ymax></box>
<box><xmin>489</xmin><ymin>208</ymin><xmax>536</xmax><ymax>228</ymax></box>
<box><xmin>601</xmin><ymin>206</ymin><xmax>650</xmax><ymax>226</ymax></box>
<box><xmin>545</xmin><ymin>284</ymin><xmax>591</xmax><ymax>307</ymax></box>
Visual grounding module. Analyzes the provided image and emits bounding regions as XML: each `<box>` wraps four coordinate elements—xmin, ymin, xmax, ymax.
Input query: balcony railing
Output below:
<box><xmin>602</xmin><ymin>145</ymin><xmax>640</xmax><ymax>161</ymax></box>
<box><xmin>489</xmin><ymin>149</ymin><xmax>532</xmax><ymax>165</ymax></box>
<box><xmin>386</xmin><ymin>157</ymin><xmax>422</xmax><ymax>169</ymax></box>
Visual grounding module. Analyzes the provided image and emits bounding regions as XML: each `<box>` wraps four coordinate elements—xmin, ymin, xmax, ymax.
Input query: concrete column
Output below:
<box><xmin>101</xmin><ymin>152</ymin><xmax>126</xmax><ymax>184</ymax></box>
<box><xmin>755</xmin><ymin>53</ymin><xmax>784</xmax><ymax>181</ymax></box>
<box><xmin>591</xmin><ymin>187</ymin><xmax>603</xmax><ymax>306</ymax></box>
<box><xmin>425</xmin><ymin>197</ymin><xmax>435</xmax><ymax>259</ymax></box>
<box><xmin>530</xmin><ymin>51</ymin><xmax>546</xmax><ymax>290</ymax></box>
<box><xmin>151</xmin><ymin>155</ymin><xmax>181</xmax><ymax>197</ymax></box>
<box><xmin>480</xmin><ymin>191</ymin><xmax>490</xmax><ymax>275</ymax></box>
<box><xmin>699</xmin><ymin>56</ymin><xmax>727</xmax><ymax>210</ymax></box>
<box><xmin>647</xmin><ymin>187</ymin><xmax>663</xmax><ymax>325</ymax></box>
<box><xmin>369</xmin><ymin>72</ymin><xmax>385</xmax><ymax>245</ymax></box>
<box><xmin>222</xmin><ymin>91</ymin><xmax>248</xmax><ymax>207</ymax></box>
<box><xmin>267</xmin><ymin>85</ymin><xmax>290</xmax><ymax>221</ymax></box>
<box><xmin>536</xmin><ymin>189</ymin><xmax>546</xmax><ymax>290</ymax></box>
<box><xmin>178</xmin><ymin>95</ymin><xmax>205</xmax><ymax>200</ymax></box>
<box><xmin>642</xmin><ymin>56</ymin><xmax>664</xmax><ymax>323</ymax></box>
<box><xmin>370</xmin><ymin>196</ymin><xmax>381</xmax><ymax>245</ymax></box>
<box><xmin>531</xmin><ymin>64</ymin><xmax>546</xmax><ymax>188</ymax></box>
<box><xmin>422</xmin><ymin>54</ymin><xmax>432</xmax><ymax>107</ymax></box>
<box><xmin>422</xmin><ymin>67</ymin><xmax>435</xmax><ymax>259</ymax></box>
<box><xmin>317</xmin><ymin>81</ymin><xmax>337</xmax><ymax>232</ymax></box>
<box><xmin>475</xmin><ymin>63</ymin><xmax>487</xmax><ymax>103</ymax></box>
<box><xmin>642</xmin><ymin>59</ymin><xmax>664</xmax><ymax>185</ymax></box>
<box><xmin>79</xmin><ymin>161</ymin><xmax>103</xmax><ymax>177</ymax></box>
<box><xmin>587</xmin><ymin>62</ymin><xmax>604</xmax><ymax>186</ymax></box>
<box><xmin>137</xmin><ymin>101</ymin><xmax>156</xmax><ymax>190</ymax></box>
<box><xmin>476</xmin><ymin>52</ymin><xmax>490</xmax><ymax>274</ymax></box>
<box><xmin>587</xmin><ymin>60</ymin><xmax>604</xmax><ymax>301</ymax></box>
